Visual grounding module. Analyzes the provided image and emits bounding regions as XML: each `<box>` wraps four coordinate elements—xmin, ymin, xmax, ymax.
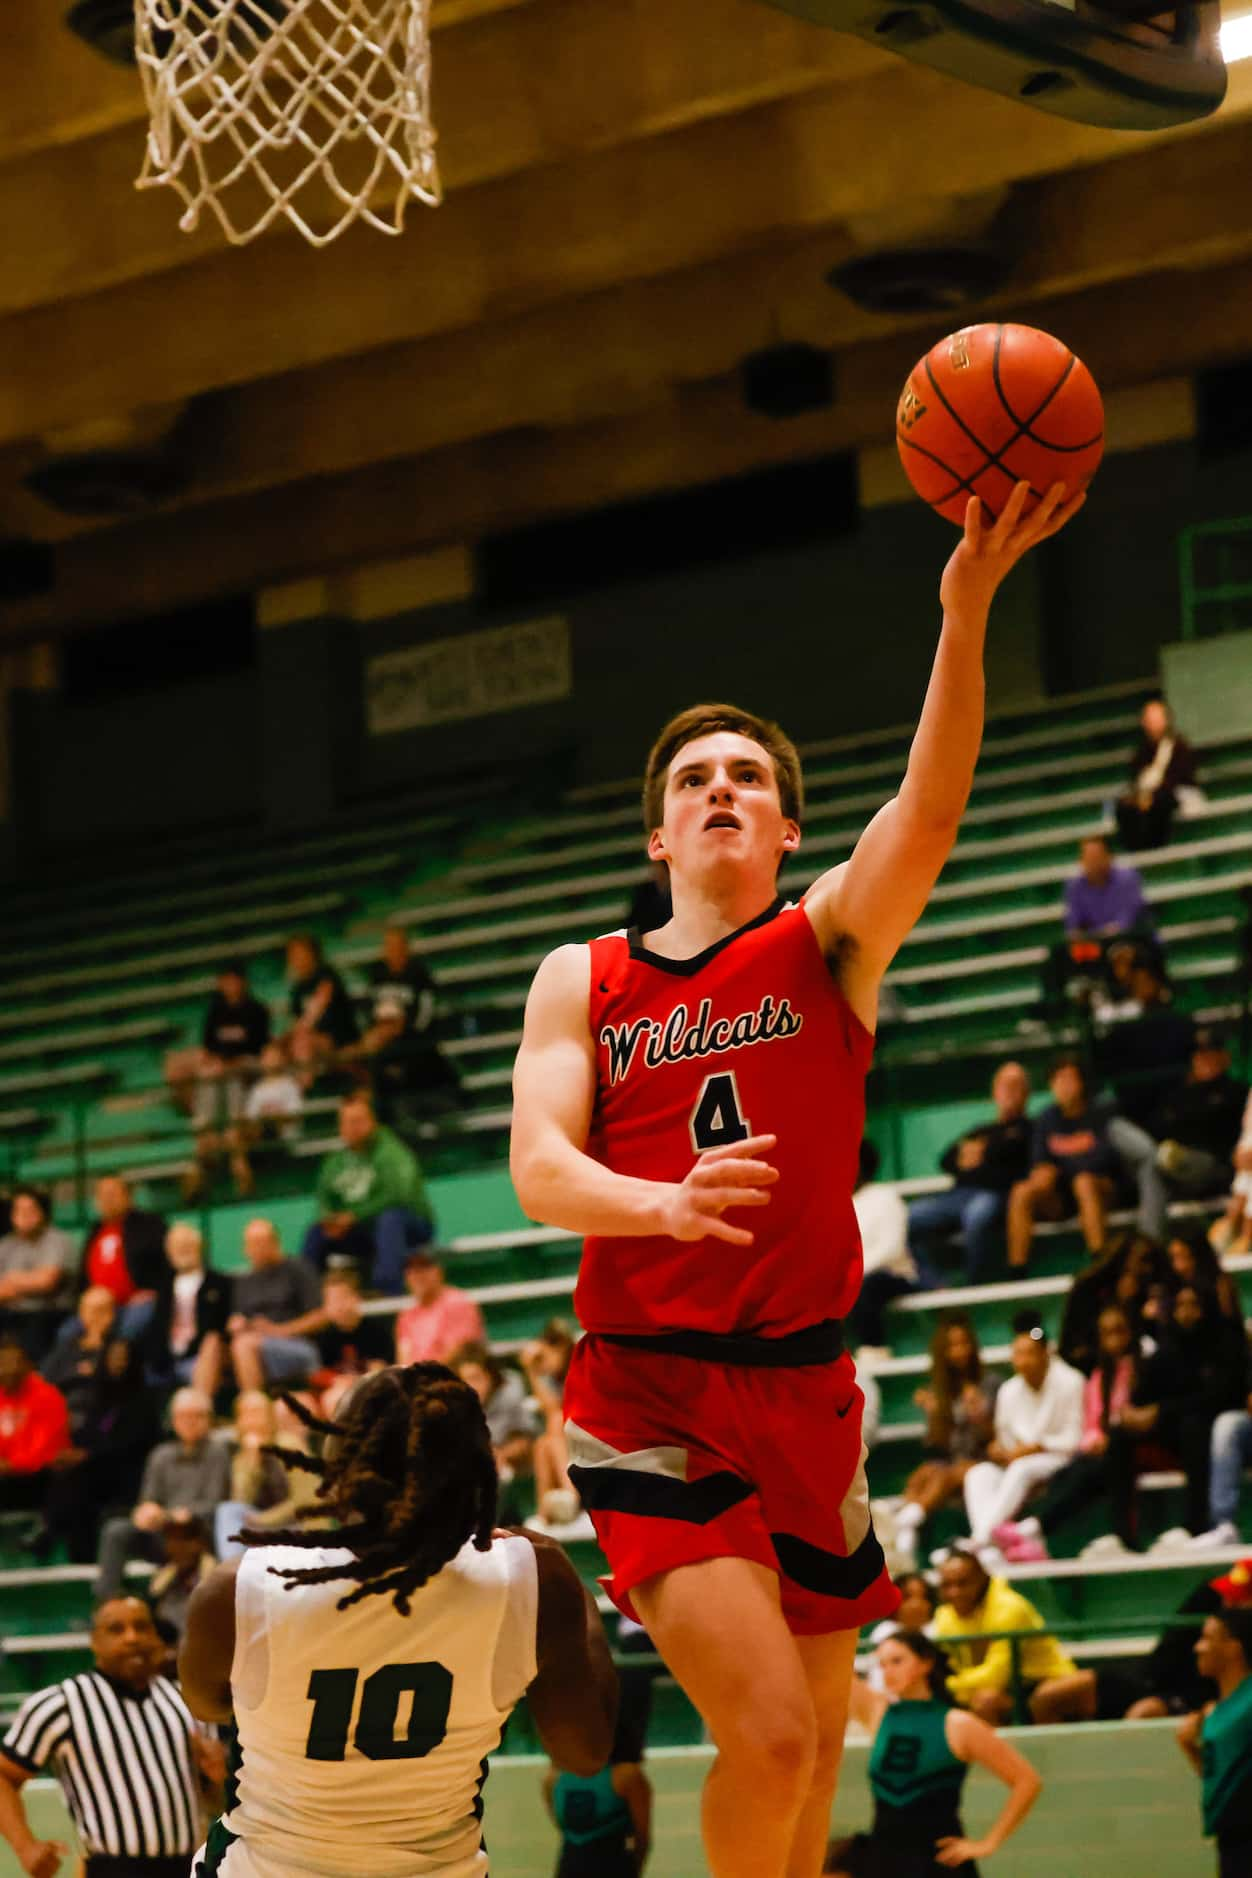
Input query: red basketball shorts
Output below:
<box><xmin>563</xmin><ymin>1335</ymin><xmax>898</xmax><ymax>1636</ymax></box>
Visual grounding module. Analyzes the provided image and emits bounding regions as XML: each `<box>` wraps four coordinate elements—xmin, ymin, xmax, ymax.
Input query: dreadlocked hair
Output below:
<box><xmin>235</xmin><ymin>1364</ymin><xmax>497</xmax><ymax>1614</ymax></box>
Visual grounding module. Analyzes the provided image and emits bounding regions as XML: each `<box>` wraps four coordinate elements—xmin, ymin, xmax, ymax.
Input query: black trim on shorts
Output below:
<box><xmin>597</xmin><ymin>1317</ymin><xmax>844</xmax><ymax>1368</ymax></box>
<box><xmin>626</xmin><ymin>896</ymin><xmax>786</xmax><ymax>976</ymax></box>
<box><xmin>771</xmin><ymin>1526</ymin><xmax>888</xmax><ymax>1602</ymax></box>
<box><xmin>568</xmin><ymin>1463</ymin><xmax>754</xmax><ymax>1526</ymax></box>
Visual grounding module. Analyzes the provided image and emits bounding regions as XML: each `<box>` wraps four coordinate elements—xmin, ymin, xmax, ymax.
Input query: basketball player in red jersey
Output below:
<box><xmin>510</xmin><ymin>481</ymin><xmax>1083</xmax><ymax>1878</ymax></box>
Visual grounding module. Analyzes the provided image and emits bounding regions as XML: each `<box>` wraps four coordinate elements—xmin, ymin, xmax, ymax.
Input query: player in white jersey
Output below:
<box><xmin>179</xmin><ymin>1363</ymin><xmax>618</xmax><ymax>1878</ymax></box>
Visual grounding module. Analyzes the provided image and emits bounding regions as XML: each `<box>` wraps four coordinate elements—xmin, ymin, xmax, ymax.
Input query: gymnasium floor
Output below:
<box><xmin>7</xmin><ymin>1721</ymin><xmax>1213</xmax><ymax>1877</ymax></box>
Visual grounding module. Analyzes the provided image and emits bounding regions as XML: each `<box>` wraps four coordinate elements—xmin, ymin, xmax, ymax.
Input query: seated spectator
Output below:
<box><xmin>449</xmin><ymin>1341</ymin><xmax>537</xmax><ymax>1481</ymax></box>
<box><xmin>1149</xmin><ymin>1027</ymin><xmax>1248</xmax><ymax>1199</ymax></box>
<box><xmin>182</xmin><ymin>960</ymin><xmax>272</xmax><ymax>1202</ymax></box>
<box><xmin>1213</xmin><ymin>1084</ymin><xmax>1252</xmax><ymax>1260</ymax></box>
<box><xmin>932</xmin><ymin>1546</ymin><xmax>1078</xmax><ymax>1725</ymax></box>
<box><xmin>302</xmin><ymin>1091</ymin><xmax>433</xmax><ymax>1295</ymax></box>
<box><xmin>893</xmin><ymin>1313</ymin><xmax>1000</xmax><ymax>1568</ymax></box>
<box><xmin>962</xmin><ymin>1315</ymin><xmax>1084</xmax><ymax>1549</ymax></box>
<box><xmin>848</xmin><ymin>1139</ymin><xmax>917</xmax><ymax>1358</ymax></box>
<box><xmin>212</xmin><ymin>1392</ymin><xmax>288</xmax><ymax>1560</ymax></box>
<box><xmin>1008</xmin><ymin>1057</ymin><xmax>1123</xmax><ymax>1268</ymax></box>
<box><xmin>996</xmin><ymin>1304</ymin><xmax>1139</xmax><ymax>1560</ymax></box>
<box><xmin>1064</xmin><ymin>835</ymin><xmax>1151</xmax><ymax>940</ymax></box>
<box><xmin>95</xmin><ymin>1386</ymin><xmax>231</xmax><ymax>1601</ymax></box>
<box><xmin>40</xmin><ymin>1337</ymin><xmax>159</xmax><ymax>1563</ymax></box>
<box><xmin>311</xmin><ymin>1271</ymin><xmax>394</xmax><ymax>1415</ymax></box>
<box><xmin>232</xmin><ymin>1040</ymin><xmax>305</xmax><ymax>1190</ymax></box>
<box><xmin>242</xmin><ymin>1391</ymin><xmax>328</xmax><ymax>1534</ymax></box>
<box><xmin>0</xmin><ymin>1187</ymin><xmax>75</xmax><ymax>1360</ymax></box>
<box><xmin>41</xmin><ymin>1285</ymin><xmax>116</xmax><ymax>1436</ymax></box>
<box><xmin>356</xmin><ymin>925</ymin><xmax>458</xmax><ymax>1122</ymax></box>
<box><xmin>1163</xmin><ymin>1227</ymin><xmax>1241</xmax><ymax>1324</ymax></box>
<box><xmin>144</xmin><ymin>1222</ymin><xmax>230</xmax><ymax>1396</ymax></box>
<box><xmin>1058</xmin><ymin>1232</ymin><xmax>1164</xmax><ymax>1373</ymax></box>
<box><xmin>1117</xmin><ymin>695</ymin><xmax>1198</xmax><ymax>852</ymax></box>
<box><xmin>1096</xmin><ymin>952</ymin><xmax>1195</xmax><ymax>1115</ymax></box>
<box><xmin>228</xmin><ymin>1217</ymin><xmax>327</xmax><ymax>1393</ymax></box>
<box><xmin>1111</xmin><ymin>1283</ymin><xmax>1247</xmax><ymax>1546</ymax></box>
<box><xmin>146</xmin><ymin>1512</ymin><xmax>215</xmax><ymax>1654</ymax></box>
<box><xmin>0</xmin><ymin>1336</ymin><xmax>69</xmax><ymax>1518</ymax></box>
<box><xmin>69</xmin><ymin>1174</ymin><xmax>166</xmax><ymax>1344</ymax></box>
<box><xmin>520</xmin><ymin>1319</ymin><xmax>580</xmax><ymax>1527</ymax></box>
<box><xmin>907</xmin><ymin>1062</ymin><xmax>1032</xmax><ymax>1286</ymax></box>
<box><xmin>284</xmin><ymin>933</ymin><xmax>359</xmax><ymax>1079</ymax></box>
<box><xmin>394</xmin><ymin>1249</ymin><xmax>486</xmax><ymax>1366</ymax></box>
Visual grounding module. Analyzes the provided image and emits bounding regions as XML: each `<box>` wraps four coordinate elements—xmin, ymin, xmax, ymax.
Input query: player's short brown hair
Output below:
<box><xmin>642</xmin><ymin>703</ymin><xmax>804</xmax><ymax>833</ymax></box>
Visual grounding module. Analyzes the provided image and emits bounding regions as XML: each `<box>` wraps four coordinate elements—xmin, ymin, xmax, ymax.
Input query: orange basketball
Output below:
<box><xmin>895</xmin><ymin>322</ymin><xmax>1104</xmax><ymax>525</ymax></box>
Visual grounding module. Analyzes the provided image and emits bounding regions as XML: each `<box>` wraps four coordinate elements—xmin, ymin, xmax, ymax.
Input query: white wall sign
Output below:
<box><xmin>365</xmin><ymin>615</ymin><xmax>571</xmax><ymax>735</ymax></box>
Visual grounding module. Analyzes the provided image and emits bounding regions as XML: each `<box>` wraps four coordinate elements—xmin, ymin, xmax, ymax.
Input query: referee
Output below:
<box><xmin>0</xmin><ymin>1597</ymin><xmax>216</xmax><ymax>1878</ymax></box>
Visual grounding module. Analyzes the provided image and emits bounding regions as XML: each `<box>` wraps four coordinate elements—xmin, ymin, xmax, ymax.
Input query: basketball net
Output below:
<box><xmin>133</xmin><ymin>0</ymin><xmax>442</xmax><ymax>246</ymax></box>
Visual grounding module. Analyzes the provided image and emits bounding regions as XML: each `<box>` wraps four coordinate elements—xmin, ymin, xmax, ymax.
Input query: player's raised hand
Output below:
<box><xmin>664</xmin><ymin>1134</ymin><xmax>779</xmax><ymax>1246</ymax></box>
<box><xmin>940</xmin><ymin>478</ymin><xmax>1085</xmax><ymax>620</ymax></box>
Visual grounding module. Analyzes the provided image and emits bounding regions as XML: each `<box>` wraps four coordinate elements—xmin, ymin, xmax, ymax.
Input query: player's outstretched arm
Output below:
<box><xmin>805</xmin><ymin>480</ymin><xmax>1085</xmax><ymax>1025</ymax></box>
<box><xmin>180</xmin><ymin>1560</ymin><xmax>239</xmax><ymax>1725</ymax></box>
<box><xmin>522</xmin><ymin>1532</ymin><xmax>619</xmax><ymax>1776</ymax></box>
<box><xmin>511</xmin><ymin>945</ymin><xmax>778</xmax><ymax>1243</ymax></box>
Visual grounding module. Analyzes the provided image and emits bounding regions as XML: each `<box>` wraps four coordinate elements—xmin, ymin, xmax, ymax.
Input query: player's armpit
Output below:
<box><xmin>524</xmin><ymin>1533</ymin><xmax>618</xmax><ymax>1777</ymax></box>
<box><xmin>179</xmin><ymin>1560</ymin><xmax>240</xmax><ymax>1724</ymax></box>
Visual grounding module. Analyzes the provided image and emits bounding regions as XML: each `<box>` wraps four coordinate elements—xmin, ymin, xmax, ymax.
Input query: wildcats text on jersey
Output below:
<box><xmin>600</xmin><ymin>992</ymin><xmax>804</xmax><ymax>1086</ymax></box>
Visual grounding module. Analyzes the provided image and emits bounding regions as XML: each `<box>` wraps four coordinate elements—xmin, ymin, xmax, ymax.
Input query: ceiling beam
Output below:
<box><xmin>8</xmin><ymin>246</ymin><xmax>1252</xmax><ymax>636</ymax></box>
<box><xmin>15</xmin><ymin>108</ymin><xmax>1252</xmax><ymax>542</ymax></box>
<box><xmin>6</xmin><ymin>57</ymin><xmax>1252</xmax><ymax>453</ymax></box>
<box><xmin>0</xmin><ymin>0</ymin><xmax>889</xmax><ymax>317</ymax></box>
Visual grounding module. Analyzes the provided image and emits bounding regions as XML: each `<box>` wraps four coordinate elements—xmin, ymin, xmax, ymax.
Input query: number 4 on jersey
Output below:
<box><xmin>689</xmin><ymin>1071</ymin><xmax>751</xmax><ymax>1153</ymax></box>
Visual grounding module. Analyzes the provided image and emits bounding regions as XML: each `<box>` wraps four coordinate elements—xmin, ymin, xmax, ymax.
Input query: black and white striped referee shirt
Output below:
<box><xmin>1</xmin><ymin>1670</ymin><xmax>200</xmax><ymax>1860</ymax></box>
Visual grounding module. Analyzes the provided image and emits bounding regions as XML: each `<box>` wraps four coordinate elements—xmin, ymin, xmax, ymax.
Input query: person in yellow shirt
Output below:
<box><xmin>933</xmin><ymin>1546</ymin><xmax>1076</xmax><ymax>1726</ymax></box>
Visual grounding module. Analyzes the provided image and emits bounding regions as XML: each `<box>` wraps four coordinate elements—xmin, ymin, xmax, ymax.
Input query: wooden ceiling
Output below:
<box><xmin>5</xmin><ymin>0</ymin><xmax>1252</xmax><ymax>634</ymax></box>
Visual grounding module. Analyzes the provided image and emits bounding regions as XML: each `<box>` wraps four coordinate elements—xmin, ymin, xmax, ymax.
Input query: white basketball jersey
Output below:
<box><xmin>222</xmin><ymin>1535</ymin><xmax>538</xmax><ymax>1877</ymax></box>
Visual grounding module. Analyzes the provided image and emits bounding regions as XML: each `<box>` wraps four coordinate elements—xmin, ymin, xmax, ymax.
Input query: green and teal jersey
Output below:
<box><xmin>553</xmin><ymin>1765</ymin><xmax>631</xmax><ymax>1848</ymax></box>
<box><xmin>1202</xmin><ymin>1676</ymin><xmax>1252</xmax><ymax>1839</ymax></box>
<box><xmin>869</xmin><ymin>1699</ymin><xmax>967</xmax><ymax>1814</ymax></box>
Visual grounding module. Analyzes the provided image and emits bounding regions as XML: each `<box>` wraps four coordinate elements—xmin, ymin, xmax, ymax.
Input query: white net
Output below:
<box><xmin>133</xmin><ymin>0</ymin><xmax>442</xmax><ymax>246</ymax></box>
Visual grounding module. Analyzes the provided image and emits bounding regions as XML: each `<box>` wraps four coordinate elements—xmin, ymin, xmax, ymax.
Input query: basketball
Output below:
<box><xmin>895</xmin><ymin>322</ymin><xmax>1104</xmax><ymax>525</ymax></box>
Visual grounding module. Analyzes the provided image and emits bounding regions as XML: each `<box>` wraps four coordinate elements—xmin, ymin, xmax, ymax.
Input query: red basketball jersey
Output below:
<box><xmin>575</xmin><ymin>897</ymin><xmax>874</xmax><ymax>1339</ymax></box>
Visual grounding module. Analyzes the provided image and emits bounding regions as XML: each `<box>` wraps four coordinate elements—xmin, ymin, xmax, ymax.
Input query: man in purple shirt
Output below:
<box><xmin>1063</xmin><ymin>835</ymin><xmax>1150</xmax><ymax>937</ymax></box>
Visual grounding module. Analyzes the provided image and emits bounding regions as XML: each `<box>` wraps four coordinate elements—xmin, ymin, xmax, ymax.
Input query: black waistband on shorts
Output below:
<box><xmin>596</xmin><ymin>1317</ymin><xmax>844</xmax><ymax>1368</ymax></box>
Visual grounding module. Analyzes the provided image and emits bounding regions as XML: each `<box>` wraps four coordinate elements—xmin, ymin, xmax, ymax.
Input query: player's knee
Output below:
<box><xmin>723</xmin><ymin>1704</ymin><xmax>816</xmax><ymax>1792</ymax></box>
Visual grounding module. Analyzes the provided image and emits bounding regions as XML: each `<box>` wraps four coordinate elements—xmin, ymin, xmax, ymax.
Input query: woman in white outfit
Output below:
<box><xmin>963</xmin><ymin>1317</ymin><xmax>1084</xmax><ymax>1553</ymax></box>
<box><xmin>179</xmin><ymin>1364</ymin><xmax>618</xmax><ymax>1878</ymax></box>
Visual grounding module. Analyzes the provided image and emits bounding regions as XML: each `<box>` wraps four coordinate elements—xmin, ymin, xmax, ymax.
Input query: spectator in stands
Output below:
<box><xmin>1007</xmin><ymin>1056</ymin><xmax>1122</xmax><ymax>1268</ymax></box>
<box><xmin>0</xmin><ymin>1335</ymin><xmax>69</xmax><ymax>1518</ymax></box>
<box><xmin>848</xmin><ymin>1139</ymin><xmax>917</xmax><ymax>1359</ymax></box>
<box><xmin>212</xmin><ymin>1392</ymin><xmax>288</xmax><ymax>1560</ymax></box>
<box><xmin>1098</xmin><ymin>956</ymin><xmax>1198</xmax><ymax>1133</ymax></box>
<box><xmin>355</xmin><ymin>926</ymin><xmax>459</xmax><ymax>1124</ymax></box>
<box><xmin>72</xmin><ymin>1174</ymin><xmax>167</xmax><ymax>1343</ymax></box>
<box><xmin>147</xmin><ymin>1512</ymin><xmax>215</xmax><ymax>1654</ymax></box>
<box><xmin>450</xmin><ymin>1341</ymin><xmax>537</xmax><ymax>1481</ymax></box>
<box><xmin>144</xmin><ymin>1222</ymin><xmax>230</xmax><ymax>1397</ymax></box>
<box><xmin>183</xmin><ymin>960</ymin><xmax>272</xmax><ymax>1202</ymax></box>
<box><xmin>228</xmin><ymin>1217</ymin><xmax>327</xmax><ymax>1393</ymax></box>
<box><xmin>1162</xmin><ymin>1227</ymin><xmax>1241</xmax><ymax>1324</ymax></box>
<box><xmin>236</xmin><ymin>1038</ymin><xmax>304</xmax><ymax>1153</ymax></box>
<box><xmin>1058</xmin><ymin>1233</ymin><xmax>1162</xmax><ymax>1373</ymax></box>
<box><xmin>1111</xmin><ymin>1283</ymin><xmax>1247</xmax><ymax>1546</ymax></box>
<box><xmin>284</xmin><ymin>932</ymin><xmax>359</xmax><ymax>1078</ymax></box>
<box><xmin>95</xmin><ymin>1385</ymin><xmax>231</xmax><ymax>1602</ymax></box>
<box><xmin>40</xmin><ymin>1337</ymin><xmax>160</xmax><ymax>1564</ymax></box>
<box><xmin>1189</xmin><ymin>1373</ymin><xmax>1252</xmax><ymax>1553</ymax></box>
<box><xmin>310</xmin><ymin>1271</ymin><xmax>394</xmax><ymax>1415</ymax></box>
<box><xmin>892</xmin><ymin>1313</ymin><xmax>1001</xmax><ymax>1568</ymax></box>
<box><xmin>1117</xmin><ymin>695</ymin><xmax>1199</xmax><ymax>852</ymax></box>
<box><xmin>0</xmin><ymin>1186</ymin><xmax>75</xmax><ymax>1360</ymax></box>
<box><xmin>520</xmin><ymin>1318</ymin><xmax>580</xmax><ymax>1527</ymax></box>
<box><xmin>962</xmin><ymin>1315</ymin><xmax>1084</xmax><ymax>1550</ymax></box>
<box><xmin>907</xmin><ymin>1062</ymin><xmax>1032</xmax><ymax>1286</ymax></box>
<box><xmin>1212</xmin><ymin>1085</ymin><xmax>1252</xmax><ymax>1260</ymax></box>
<box><xmin>1148</xmin><ymin>1027</ymin><xmax>1249</xmax><ymax>1200</ymax></box>
<box><xmin>932</xmin><ymin>1546</ymin><xmax>1078</xmax><ymax>1725</ymax></box>
<box><xmin>394</xmin><ymin>1249</ymin><xmax>486</xmax><ymax>1365</ymax></box>
<box><xmin>302</xmin><ymin>1090</ymin><xmax>433</xmax><ymax>1294</ymax></box>
<box><xmin>42</xmin><ymin>1285</ymin><xmax>116</xmax><ymax>1437</ymax></box>
<box><xmin>1063</xmin><ymin>835</ymin><xmax>1150</xmax><ymax>940</ymax></box>
<box><xmin>995</xmin><ymin>1304</ymin><xmax>1139</xmax><ymax>1561</ymax></box>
